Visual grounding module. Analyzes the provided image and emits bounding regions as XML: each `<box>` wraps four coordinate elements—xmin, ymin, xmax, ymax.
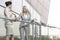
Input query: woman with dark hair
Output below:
<box><xmin>4</xmin><ymin>1</ymin><xmax>17</xmax><ymax>40</ymax></box>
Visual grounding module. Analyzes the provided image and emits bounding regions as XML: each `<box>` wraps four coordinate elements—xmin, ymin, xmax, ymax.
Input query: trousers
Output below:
<box><xmin>19</xmin><ymin>25</ymin><xmax>30</xmax><ymax>40</ymax></box>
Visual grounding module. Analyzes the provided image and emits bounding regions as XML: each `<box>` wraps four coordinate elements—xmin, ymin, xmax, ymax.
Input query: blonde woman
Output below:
<box><xmin>18</xmin><ymin>6</ymin><xmax>31</xmax><ymax>40</ymax></box>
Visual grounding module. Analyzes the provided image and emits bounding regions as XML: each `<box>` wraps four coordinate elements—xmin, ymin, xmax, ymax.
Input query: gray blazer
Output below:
<box><xmin>19</xmin><ymin>12</ymin><xmax>31</xmax><ymax>27</ymax></box>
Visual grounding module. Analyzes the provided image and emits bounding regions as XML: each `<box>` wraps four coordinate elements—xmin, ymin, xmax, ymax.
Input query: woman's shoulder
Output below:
<box><xmin>4</xmin><ymin>7</ymin><xmax>10</xmax><ymax>12</ymax></box>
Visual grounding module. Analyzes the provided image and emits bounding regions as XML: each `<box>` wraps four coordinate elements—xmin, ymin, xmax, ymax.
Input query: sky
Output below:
<box><xmin>0</xmin><ymin>0</ymin><xmax>60</xmax><ymax>37</ymax></box>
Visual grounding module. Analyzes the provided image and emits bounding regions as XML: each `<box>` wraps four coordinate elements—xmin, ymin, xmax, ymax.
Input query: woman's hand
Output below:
<box><xmin>31</xmin><ymin>18</ymin><xmax>37</xmax><ymax>22</ymax></box>
<box><xmin>12</xmin><ymin>13</ymin><xmax>16</xmax><ymax>18</ymax></box>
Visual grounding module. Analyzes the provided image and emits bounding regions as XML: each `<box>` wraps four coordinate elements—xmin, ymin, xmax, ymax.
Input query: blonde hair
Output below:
<box><xmin>22</xmin><ymin>6</ymin><xmax>29</xmax><ymax>13</ymax></box>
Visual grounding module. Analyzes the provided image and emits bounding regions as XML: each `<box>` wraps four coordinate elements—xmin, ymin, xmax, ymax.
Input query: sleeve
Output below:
<box><xmin>5</xmin><ymin>8</ymin><xmax>10</xmax><ymax>18</ymax></box>
<box><xmin>28</xmin><ymin>11</ymin><xmax>31</xmax><ymax>21</ymax></box>
<box><xmin>15</xmin><ymin>13</ymin><xmax>22</xmax><ymax>21</ymax></box>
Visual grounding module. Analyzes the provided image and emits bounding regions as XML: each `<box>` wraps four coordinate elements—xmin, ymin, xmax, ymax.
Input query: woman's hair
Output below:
<box><xmin>22</xmin><ymin>6</ymin><xmax>31</xmax><ymax>16</ymax></box>
<box><xmin>22</xmin><ymin>6</ymin><xmax>28</xmax><ymax>13</ymax></box>
<box><xmin>5</xmin><ymin>1</ymin><xmax>12</xmax><ymax>6</ymax></box>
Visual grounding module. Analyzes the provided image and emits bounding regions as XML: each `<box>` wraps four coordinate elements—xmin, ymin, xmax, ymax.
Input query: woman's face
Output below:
<box><xmin>9</xmin><ymin>4</ymin><xmax>12</xmax><ymax>9</ymax></box>
<box><xmin>23</xmin><ymin>6</ymin><xmax>28</xmax><ymax>13</ymax></box>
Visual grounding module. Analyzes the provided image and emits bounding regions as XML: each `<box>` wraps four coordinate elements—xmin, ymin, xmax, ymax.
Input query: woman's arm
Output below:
<box><xmin>14</xmin><ymin>13</ymin><xmax>22</xmax><ymax>22</ymax></box>
<box><xmin>5</xmin><ymin>8</ymin><xmax>17</xmax><ymax>21</ymax></box>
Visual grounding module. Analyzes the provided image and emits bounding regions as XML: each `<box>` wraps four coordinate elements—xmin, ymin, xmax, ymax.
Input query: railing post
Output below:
<box><xmin>32</xmin><ymin>23</ymin><xmax>35</xmax><ymax>40</ymax></box>
<box><xmin>47</xmin><ymin>27</ymin><xmax>50</xmax><ymax>40</ymax></box>
<box><xmin>39</xmin><ymin>24</ymin><xmax>41</xmax><ymax>40</ymax></box>
<box><xmin>35</xmin><ymin>24</ymin><xmax>38</xmax><ymax>40</ymax></box>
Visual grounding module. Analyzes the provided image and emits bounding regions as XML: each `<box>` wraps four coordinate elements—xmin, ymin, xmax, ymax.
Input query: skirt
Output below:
<box><xmin>5</xmin><ymin>24</ymin><xmax>14</xmax><ymax>35</ymax></box>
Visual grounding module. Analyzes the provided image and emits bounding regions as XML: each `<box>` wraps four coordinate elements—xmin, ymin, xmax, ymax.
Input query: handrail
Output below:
<box><xmin>0</xmin><ymin>5</ymin><xmax>20</xmax><ymax>15</ymax></box>
<box><xmin>0</xmin><ymin>17</ymin><xmax>40</xmax><ymax>25</ymax></box>
<box><xmin>41</xmin><ymin>22</ymin><xmax>60</xmax><ymax>29</ymax></box>
<box><xmin>0</xmin><ymin>16</ymin><xmax>60</xmax><ymax>29</ymax></box>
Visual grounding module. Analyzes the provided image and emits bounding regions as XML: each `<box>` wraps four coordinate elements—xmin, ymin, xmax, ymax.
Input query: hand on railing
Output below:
<box><xmin>31</xmin><ymin>18</ymin><xmax>37</xmax><ymax>22</ymax></box>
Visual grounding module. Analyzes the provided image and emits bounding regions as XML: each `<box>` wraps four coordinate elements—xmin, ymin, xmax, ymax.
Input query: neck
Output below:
<box><xmin>7</xmin><ymin>6</ymin><xmax>11</xmax><ymax>9</ymax></box>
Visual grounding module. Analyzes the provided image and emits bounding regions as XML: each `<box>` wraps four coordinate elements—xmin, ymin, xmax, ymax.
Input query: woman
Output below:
<box><xmin>4</xmin><ymin>1</ymin><xmax>17</xmax><ymax>40</ymax></box>
<box><xmin>18</xmin><ymin>6</ymin><xmax>31</xmax><ymax>40</ymax></box>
